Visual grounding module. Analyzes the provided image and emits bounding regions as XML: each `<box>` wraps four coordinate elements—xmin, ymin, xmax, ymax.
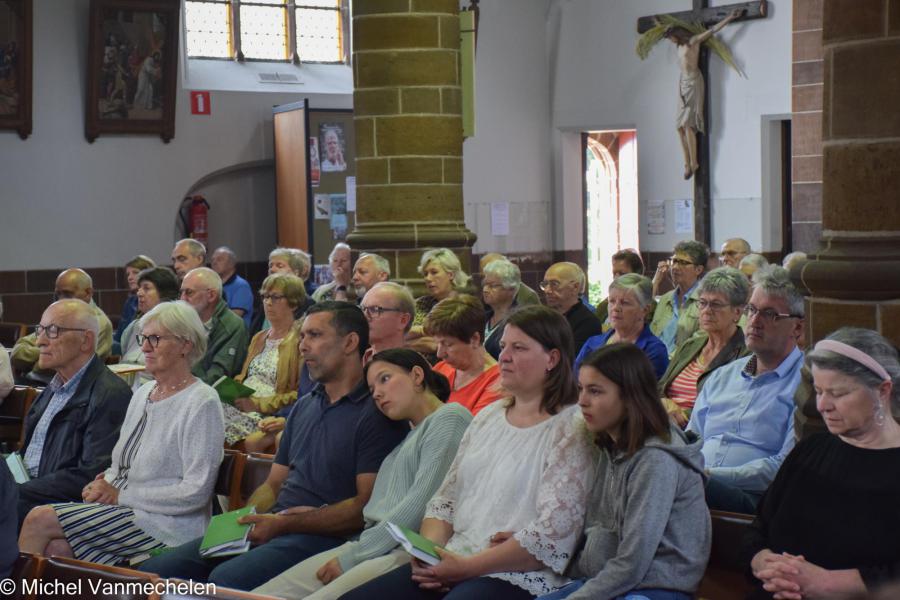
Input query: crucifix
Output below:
<box><xmin>637</xmin><ymin>0</ymin><xmax>767</xmax><ymax>246</ymax></box>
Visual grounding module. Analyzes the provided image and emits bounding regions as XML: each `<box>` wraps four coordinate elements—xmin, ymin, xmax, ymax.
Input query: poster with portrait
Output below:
<box><xmin>0</xmin><ymin>0</ymin><xmax>32</xmax><ymax>139</ymax></box>
<box><xmin>319</xmin><ymin>122</ymin><xmax>347</xmax><ymax>172</ymax></box>
<box><xmin>85</xmin><ymin>0</ymin><xmax>179</xmax><ymax>142</ymax></box>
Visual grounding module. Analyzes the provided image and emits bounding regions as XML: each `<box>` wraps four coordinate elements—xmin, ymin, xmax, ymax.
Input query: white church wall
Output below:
<box><xmin>462</xmin><ymin>0</ymin><xmax>554</xmax><ymax>256</ymax></box>
<box><xmin>550</xmin><ymin>0</ymin><xmax>792</xmax><ymax>254</ymax></box>
<box><xmin>0</xmin><ymin>0</ymin><xmax>791</xmax><ymax>271</ymax></box>
<box><xmin>0</xmin><ymin>0</ymin><xmax>351</xmax><ymax>270</ymax></box>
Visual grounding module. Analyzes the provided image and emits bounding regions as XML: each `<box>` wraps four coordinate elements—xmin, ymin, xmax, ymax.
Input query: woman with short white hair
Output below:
<box><xmin>414</xmin><ymin>248</ymin><xmax>472</xmax><ymax>325</ymax></box>
<box><xmin>745</xmin><ymin>327</ymin><xmax>900</xmax><ymax>599</ymax></box>
<box><xmin>575</xmin><ymin>274</ymin><xmax>669</xmax><ymax>379</ymax></box>
<box><xmin>481</xmin><ymin>259</ymin><xmax>521</xmax><ymax>360</ymax></box>
<box><xmin>19</xmin><ymin>301</ymin><xmax>225</xmax><ymax>566</ymax></box>
<box><xmin>408</xmin><ymin>248</ymin><xmax>473</xmax><ymax>355</ymax></box>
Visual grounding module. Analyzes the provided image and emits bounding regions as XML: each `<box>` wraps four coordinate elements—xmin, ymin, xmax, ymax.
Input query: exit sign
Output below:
<box><xmin>190</xmin><ymin>91</ymin><xmax>211</xmax><ymax>115</ymax></box>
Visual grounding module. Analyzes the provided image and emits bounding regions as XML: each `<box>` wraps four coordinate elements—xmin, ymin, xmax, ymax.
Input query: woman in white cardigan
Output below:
<box><xmin>19</xmin><ymin>301</ymin><xmax>225</xmax><ymax>565</ymax></box>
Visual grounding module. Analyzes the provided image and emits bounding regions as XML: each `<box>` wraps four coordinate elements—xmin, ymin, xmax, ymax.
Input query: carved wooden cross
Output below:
<box><xmin>637</xmin><ymin>0</ymin><xmax>767</xmax><ymax>246</ymax></box>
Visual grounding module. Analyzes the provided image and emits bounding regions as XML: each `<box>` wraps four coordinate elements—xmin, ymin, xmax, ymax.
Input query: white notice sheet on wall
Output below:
<box><xmin>491</xmin><ymin>202</ymin><xmax>510</xmax><ymax>236</ymax></box>
<box><xmin>647</xmin><ymin>199</ymin><xmax>665</xmax><ymax>235</ymax></box>
<box><xmin>675</xmin><ymin>199</ymin><xmax>693</xmax><ymax>234</ymax></box>
<box><xmin>345</xmin><ymin>177</ymin><xmax>356</xmax><ymax>212</ymax></box>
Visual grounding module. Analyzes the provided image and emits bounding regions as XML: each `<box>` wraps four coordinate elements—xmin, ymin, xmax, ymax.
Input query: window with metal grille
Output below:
<box><xmin>184</xmin><ymin>0</ymin><xmax>345</xmax><ymax>63</ymax></box>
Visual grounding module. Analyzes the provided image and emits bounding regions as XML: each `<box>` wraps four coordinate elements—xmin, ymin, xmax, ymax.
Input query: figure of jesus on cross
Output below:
<box><xmin>664</xmin><ymin>8</ymin><xmax>743</xmax><ymax>180</ymax></box>
<box><xmin>637</xmin><ymin>0</ymin><xmax>767</xmax><ymax>244</ymax></box>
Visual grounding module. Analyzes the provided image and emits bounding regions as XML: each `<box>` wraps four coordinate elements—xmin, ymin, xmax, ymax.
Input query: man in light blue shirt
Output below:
<box><xmin>687</xmin><ymin>266</ymin><xmax>805</xmax><ymax>513</ymax></box>
<box><xmin>211</xmin><ymin>246</ymin><xmax>254</xmax><ymax>329</ymax></box>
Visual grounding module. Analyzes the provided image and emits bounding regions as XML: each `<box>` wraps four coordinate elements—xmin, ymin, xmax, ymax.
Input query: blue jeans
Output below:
<box><xmin>537</xmin><ymin>579</ymin><xmax>692</xmax><ymax>600</ymax></box>
<box><xmin>338</xmin><ymin>564</ymin><xmax>535</xmax><ymax>599</ymax></box>
<box><xmin>705</xmin><ymin>477</ymin><xmax>762</xmax><ymax>514</ymax></box>
<box><xmin>139</xmin><ymin>532</ymin><xmax>343</xmax><ymax>590</ymax></box>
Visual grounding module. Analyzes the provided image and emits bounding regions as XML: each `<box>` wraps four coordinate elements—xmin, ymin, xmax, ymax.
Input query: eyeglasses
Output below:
<box><xmin>697</xmin><ymin>299</ymin><xmax>731</xmax><ymax>312</ymax></box>
<box><xmin>482</xmin><ymin>283</ymin><xmax>508</xmax><ymax>291</ymax></box>
<box><xmin>136</xmin><ymin>333</ymin><xmax>183</xmax><ymax>349</ymax></box>
<box><xmin>179</xmin><ymin>287</ymin><xmax>209</xmax><ymax>298</ymax></box>
<box><xmin>260</xmin><ymin>293</ymin><xmax>286</xmax><ymax>303</ymax></box>
<box><xmin>667</xmin><ymin>257</ymin><xmax>697</xmax><ymax>267</ymax></box>
<box><xmin>35</xmin><ymin>324</ymin><xmax>87</xmax><ymax>339</ymax></box>
<box><xmin>361</xmin><ymin>305</ymin><xmax>403</xmax><ymax>319</ymax></box>
<box><xmin>539</xmin><ymin>280</ymin><xmax>570</xmax><ymax>292</ymax></box>
<box><xmin>744</xmin><ymin>304</ymin><xmax>803</xmax><ymax>323</ymax></box>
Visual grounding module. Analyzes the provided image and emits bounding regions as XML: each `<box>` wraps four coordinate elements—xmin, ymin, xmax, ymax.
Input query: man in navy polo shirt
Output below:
<box><xmin>141</xmin><ymin>301</ymin><xmax>408</xmax><ymax>590</ymax></box>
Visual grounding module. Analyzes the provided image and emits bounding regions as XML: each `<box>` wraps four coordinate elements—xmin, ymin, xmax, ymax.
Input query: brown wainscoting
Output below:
<box><xmin>0</xmin><ymin>262</ymin><xmax>272</xmax><ymax>327</ymax></box>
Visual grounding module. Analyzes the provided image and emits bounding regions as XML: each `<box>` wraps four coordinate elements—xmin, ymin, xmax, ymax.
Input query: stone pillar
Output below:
<box><xmin>793</xmin><ymin>0</ymin><xmax>900</xmax><ymax>345</ymax></box>
<box><xmin>347</xmin><ymin>0</ymin><xmax>476</xmax><ymax>292</ymax></box>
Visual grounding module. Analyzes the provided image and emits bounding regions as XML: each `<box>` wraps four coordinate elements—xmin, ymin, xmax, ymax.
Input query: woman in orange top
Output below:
<box><xmin>424</xmin><ymin>295</ymin><xmax>502</xmax><ymax>415</ymax></box>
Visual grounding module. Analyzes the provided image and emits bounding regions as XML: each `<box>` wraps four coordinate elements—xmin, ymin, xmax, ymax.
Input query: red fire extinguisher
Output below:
<box><xmin>185</xmin><ymin>195</ymin><xmax>210</xmax><ymax>246</ymax></box>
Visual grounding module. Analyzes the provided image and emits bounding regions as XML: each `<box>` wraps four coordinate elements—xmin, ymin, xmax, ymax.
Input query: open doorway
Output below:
<box><xmin>583</xmin><ymin>130</ymin><xmax>640</xmax><ymax>304</ymax></box>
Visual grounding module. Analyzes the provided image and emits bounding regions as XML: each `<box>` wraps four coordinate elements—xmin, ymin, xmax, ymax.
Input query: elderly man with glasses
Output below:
<box><xmin>719</xmin><ymin>238</ymin><xmax>752</xmax><ymax>268</ymax></box>
<box><xmin>359</xmin><ymin>282</ymin><xmax>415</xmax><ymax>362</ymax></box>
<box><xmin>686</xmin><ymin>266</ymin><xmax>805</xmax><ymax>514</ymax></box>
<box><xmin>540</xmin><ymin>262</ymin><xmax>603</xmax><ymax>356</ymax></box>
<box><xmin>15</xmin><ymin>299</ymin><xmax>131</xmax><ymax>527</ymax></box>
<box><xmin>651</xmin><ymin>240</ymin><xmax>710</xmax><ymax>355</ymax></box>
<box><xmin>12</xmin><ymin>268</ymin><xmax>114</xmax><ymax>384</ymax></box>
<box><xmin>179</xmin><ymin>267</ymin><xmax>248</xmax><ymax>385</ymax></box>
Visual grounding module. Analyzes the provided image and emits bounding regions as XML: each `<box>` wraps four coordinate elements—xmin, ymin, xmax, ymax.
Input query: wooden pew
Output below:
<box><xmin>38</xmin><ymin>556</ymin><xmax>162</xmax><ymax>600</ymax></box>
<box><xmin>0</xmin><ymin>386</ymin><xmax>37</xmax><ymax>450</ymax></box>
<box><xmin>0</xmin><ymin>322</ymin><xmax>27</xmax><ymax>347</ymax></box>
<box><xmin>213</xmin><ymin>449</ymin><xmax>247</xmax><ymax>513</ymax></box>
<box><xmin>7</xmin><ymin>552</ymin><xmax>44</xmax><ymax>600</ymax></box>
<box><xmin>164</xmin><ymin>579</ymin><xmax>284</xmax><ymax>599</ymax></box>
<box><xmin>698</xmin><ymin>510</ymin><xmax>756</xmax><ymax>600</ymax></box>
<box><xmin>238</xmin><ymin>453</ymin><xmax>275</xmax><ymax>507</ymax></box>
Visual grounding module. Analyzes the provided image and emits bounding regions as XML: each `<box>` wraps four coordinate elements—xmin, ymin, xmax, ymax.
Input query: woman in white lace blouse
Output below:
<box><xmin>339</xmin><ymin>305</ymin><xmax>595</xmax><ymax>600</ymax></box>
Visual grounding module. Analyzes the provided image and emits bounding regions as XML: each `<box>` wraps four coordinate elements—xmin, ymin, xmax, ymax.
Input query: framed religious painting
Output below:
<box><xmin>85</xmin><ymin>0</ymin><xmax>179</xmax><ymax>143</ymax></box>
<box><xmin>0</xmin><ymin>0</ymin><xmax>32</xmax><ymax>139</ymax></box>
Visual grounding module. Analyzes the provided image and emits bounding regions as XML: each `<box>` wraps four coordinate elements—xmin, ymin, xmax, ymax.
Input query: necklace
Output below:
<box><xmin>149</xmin><ymin>375</ymin><xmax>193</xmax><ymax>401</ymax></box>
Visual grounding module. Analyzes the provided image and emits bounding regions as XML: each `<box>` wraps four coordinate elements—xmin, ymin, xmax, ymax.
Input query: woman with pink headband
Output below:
<box><xmin>743</xmin><ymin>327</ymin><xmax>900</xmax><ymax>600</ymax></box>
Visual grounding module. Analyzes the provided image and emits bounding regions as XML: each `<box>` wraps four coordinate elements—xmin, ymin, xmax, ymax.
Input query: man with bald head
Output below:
<box><xmin>211</xmin><ymin>246</ymin><xmax>254</xmax><ymax>329</ymax></box>
<box><xmin>11</xmin><ymin>268</ymin><xmax>114</xmax><ymax>383</ymax></box>
<box><xmin>16</xmin><ymin>299</ymin><xmax>131</xmax><ymax>527</ymax></box>
<box><xmin>171</xmin><ymin>238</ymin><xmax>207</xmax><ymax>280</ymax></box>
<box><xmin>180</xmin><ymin>267</ymin><xmax>248</xmax><ymax>384</ymax></box>
<box><xmin>313</xmin><ymin>243</ymin><xmax>354</xmax><ymax>303</ymax></box>
<box><xmin>719</xmin><ymin>238</ymin><xmax>751</xmax><ymax>268</ymax></box>
<box><xmin>350</xmin><ymin>252</ymin><xmax>391</xmax><ymax>299</ymax></box>
<box><xmin>361</xmin><ymin>282</ymin><xmax>415</xmax><ymax>359</ymax></box>
<box><xmin>541</xmin><ymin>262</ymin><xmax>602</xmax><ymax>354</ymax></box>
<box><xmin>480</xmin><ymin>253</ymin><xmax>540</xmax><ymax>306</ymax></box>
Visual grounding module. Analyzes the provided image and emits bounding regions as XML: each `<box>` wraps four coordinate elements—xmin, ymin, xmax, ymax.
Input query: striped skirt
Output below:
<box><xmin>52</xmin><ymin>502</ymin><xmax>167</xmax><ymax>565</ymax></box>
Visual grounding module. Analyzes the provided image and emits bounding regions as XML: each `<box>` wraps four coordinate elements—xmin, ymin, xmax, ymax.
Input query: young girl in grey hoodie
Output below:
<box><xmin>539</xmin><ymin>342</ymin><xmax>711</xmax><ymax>600</ymax></box>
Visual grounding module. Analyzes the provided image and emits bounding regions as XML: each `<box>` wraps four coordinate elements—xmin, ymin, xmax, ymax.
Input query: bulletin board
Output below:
<box><xmin>308</xmin><ymin>108</ymin><xmax>355</xmax><ymax>284</ymax></box>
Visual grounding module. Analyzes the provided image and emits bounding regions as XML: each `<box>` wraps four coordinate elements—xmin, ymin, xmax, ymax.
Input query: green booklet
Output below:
<box><xmin>199</xmin><ymin>505</ymin><xmax>256</xmax><ymax>558</ymax></box>
<box><xmin>212</xmin><ymin>376</ymin><xmax>255</xmax><ymax>406</ymax></box>
<box><xmin>4</xmin><ymin>452</ymin><xmax>30</xmax><ymax>484</ymax></box>
<box><xmin>386</xmin><ymin>522</ymin><xmax>442</xmax><ymax>566</ymax></box>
